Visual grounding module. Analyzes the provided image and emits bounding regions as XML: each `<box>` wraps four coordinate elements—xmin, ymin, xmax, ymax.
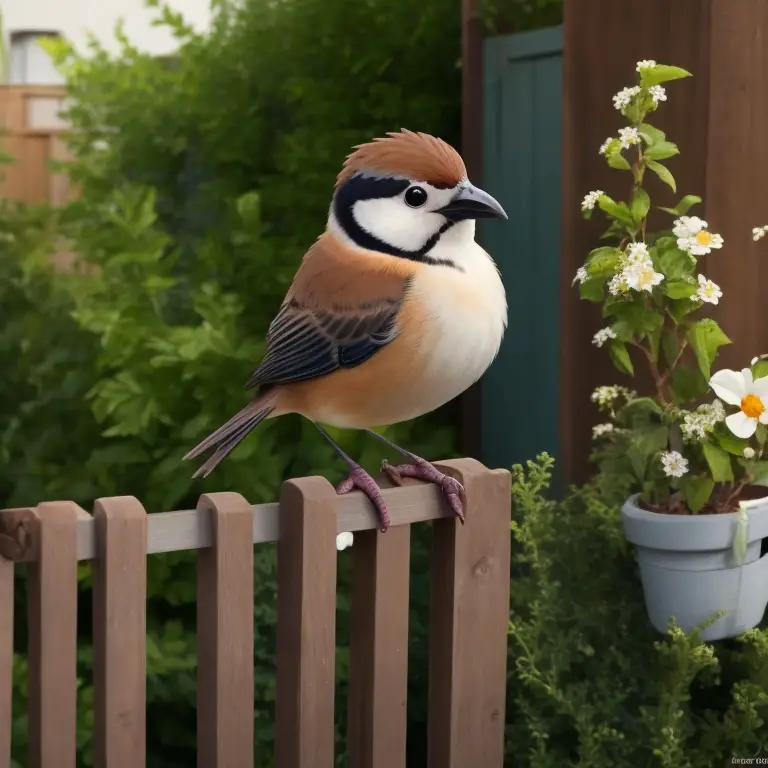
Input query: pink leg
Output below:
<box><xmin>381</xmin><ymin>456</ymin><xmax>467</xmax><ymax>523</ymax></box>
<box><xmin>336</xmin><ymin>466</ymin><xmax>391</xmax><ymax>532</ymax></box>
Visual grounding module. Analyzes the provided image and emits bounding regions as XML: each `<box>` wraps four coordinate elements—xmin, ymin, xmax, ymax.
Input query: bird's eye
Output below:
<box><xmin>404</xmin><ymin>186</ymin><xmax>428</xmax><ymax>208</ymax></box>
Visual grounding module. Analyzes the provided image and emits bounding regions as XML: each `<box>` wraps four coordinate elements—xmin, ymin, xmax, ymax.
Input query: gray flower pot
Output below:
<box><xmin>621</xmin><ymin>494</ymin><xmax>768</xmax><ymax>641</ymax></box>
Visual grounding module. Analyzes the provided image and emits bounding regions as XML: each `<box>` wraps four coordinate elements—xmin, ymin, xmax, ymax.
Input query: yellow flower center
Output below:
<box><xmin>695</xmin><ymin>231</ymin><xmax>712</xmax><ymax>246</ymax></box>
<box><xmin>741</xmin><ymin>394</ymin><xmax>765</xmax><ymax>419</ymax></box>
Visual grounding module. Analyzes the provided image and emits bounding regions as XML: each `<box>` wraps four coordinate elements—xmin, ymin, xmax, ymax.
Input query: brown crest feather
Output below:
<box><xmin>336</xmin><ymin>129</ymin><xmax>467</xmax><ymax>189</ymax></box>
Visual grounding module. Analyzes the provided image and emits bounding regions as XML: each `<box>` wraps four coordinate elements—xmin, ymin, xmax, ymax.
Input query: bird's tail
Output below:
<box><xmin>183</xmin><ymin>393</ymin><xmax>276</xmax><ymax>479</ymax></box>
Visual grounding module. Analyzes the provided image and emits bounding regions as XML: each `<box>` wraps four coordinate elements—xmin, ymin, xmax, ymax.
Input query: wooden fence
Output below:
<box><xmin>0</xmin><ymin>85</ymin><xmax>71</xmax><ymax>207</ymax></box>
<box><xmin>0</xmin><ymin>457</ymin><xmax>511</xmax><ymax>767</ymax></box>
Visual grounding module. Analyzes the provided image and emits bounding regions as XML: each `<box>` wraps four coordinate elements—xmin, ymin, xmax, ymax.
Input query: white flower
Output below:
<box><xmin>753</xmin><ymin>226</ymin><xmax>768</xmax><ymax>242</ymax></box>
<box><xmin>613</xmin><ymin>86</ymin><xmax>641</xmax><ymax>111</ymax></box>
<box><xmin>608</xmin><ymin>273</ymin><xmax>628</xmax><ymax>295</ymax></box>
<box><xmin>636</xmin><ymin>59</ymin><xmax>657</xmax><ymax>71</ymax></box>
<box><xmin>673</xmin><ymin>216</ymin><xmax>724</xmax><ymax>255</ymax></box>
<box><xmin>699</xmin><ymin>399</ymin><xmax>725</xmax><ymax>424</ymax></box>
<box><xmin>573</xmin><ymin>266</ymin><xmax>588</xmax><ymax>285</ymax></box>
<box><xmin>592</xmin><ymin>422</ymin><xmax>615</xmax><ymax>439</ymax></box>
<box><xmin>744</xmin><ymin>447</ymin><xmax>756</xmax><ymax>459</ymax></box>
<box><xmin>681</xmin><ymin>413</ymin><xmax>708</xmax><ymax>442</ymax></box>
<box><xmin>626</xmin><ymin>241</ymin><xmax>651</xmax><ymax>265</ymax></box>
<box><xmin>710</xmin><ymin>367</ymin><xmax>768</xmax><ymax>438</ymax></box>
<box><xmin>592</xmin><ymin>327</ymin><xmax>617</xmax><ymax>348</ymax></box>
<box><xmin>623</xmin><ymin>260</ymin><xmax>664</xmax><ymax>292</ymax></box>
<box><xmin>649</xmin><ymin>85</ymin><xmax>667</xmax><ymax>104</ymax></box>
<box><xmin>598</xmin><ymin>137</ymin><xmax>614</xmax><ymax>156</ymax></box>
<box><xmin>696</xmin><ymin>274</ymin><xmax>722</xmax><ymax>304</ymax></box>
<box><xmin>591</xmin><ymin>385</ymin><xmax>636</xmax><ymax>409</ymax></box>
<box><xmin>673</xmin><ymin>216</ymin><xmax>707</xmax><ymax>238</ymax></box>
<box><xmin>336</xmin><ymin>531</ymin><xmax>354</xmax><ymax>551</ymax></box>
<box><xmin>618</xmin><ymin>126</ymin><xmax>640</xmax><ymax>149</ymax></box>
<box><xmin>660</xmin><ymin>450</ymin><xmax>689</xmax><ymax>478</ymax></box>
<box><xmin>581</xmin><ymin>190</ymin><xmax>603</xmax><ymax>211</ymax></box>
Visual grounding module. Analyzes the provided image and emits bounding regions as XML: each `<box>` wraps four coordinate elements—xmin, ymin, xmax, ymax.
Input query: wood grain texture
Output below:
<box><xmin>92</xmin><ymin>496</ymin><xmax>148</xmax><ymax>767</ymax></box>
<box><xmin>276</xmin><ymin>476</ymin><xmax>338</xmax><ymax>768</ymax></box>
<box><xmin>196</xmin><ymin>492</ymin><xmax>255</xmax><ymax>768</ymax></box>
<box><xmin>27</xmin><ymin>502</ymin><xmax>82</xmax><ymax>768</ymax></box>
<box><xmin>426</xmin><ymin>459</ymin><xmax>511</xmax><ymax>768</ymax></box>
<box><xmin>347</xmin><ymin>525</ymin><xmax>411</xmax><ymax>768</ymax></box>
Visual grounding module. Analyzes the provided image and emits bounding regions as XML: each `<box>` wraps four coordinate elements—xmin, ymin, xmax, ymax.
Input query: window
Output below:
<box><xmin>9</xmin><ymin>31</ymin><xmax>65</xmax><ymax>85</ymax></box>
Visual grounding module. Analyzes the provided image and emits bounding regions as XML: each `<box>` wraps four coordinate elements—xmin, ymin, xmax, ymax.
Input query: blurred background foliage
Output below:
<box><xmin>4</xmin><ymin>0</ymin><xmax>766</xmax><ymax>765</ymax></box>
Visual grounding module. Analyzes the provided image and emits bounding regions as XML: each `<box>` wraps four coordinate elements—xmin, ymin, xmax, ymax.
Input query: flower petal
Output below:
<box><xmin>710</xmin><ymin>369</ymin><xmax>747</xmax><ymax>404</ymax></box>
<box><xmin>726</xmin><ymin>411</ymin><xmax>757</xmax><ymax>438</ymax></box>
<box><xmin>759</xmin><ymin>410</ymin><xmax>768</xmax><ymax>425</ymax></box>
<box><xmin>742</xmin><ymin>367</ymin><xmax>754</xmax><ymax>388</ymax></box>
<box><xmin>752</xmin><ymin>375</ymin><xmax>768</xmax><ymax>401</ymax></box>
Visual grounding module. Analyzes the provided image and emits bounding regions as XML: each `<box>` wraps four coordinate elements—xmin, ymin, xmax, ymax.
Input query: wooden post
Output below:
<box><xmin>196</xmin><ymin>492</ymin><xmax>255</xmax><ymax>768</ymax></box>
<box><xmin>347</xmin><ymin>525</ymin><xmax>411</xmax><ymax>768</ymax></box>
<box><xmin>92</xmin><ymin>496</ymin><xmax>148</xmax><ymax>768</ymax></box>
<box><xmin>275</xmin><ymin>477</ymin><xmax>338</xmax><ymax>768</ymax></box>
<box><xmin>427</xmin><ymin>458</ymin><xmax>511</xmax><ymax>768</ymax></box>
<box><xmin>560</xmin><ymin>0</ymin><xmax>768</xmax><ymax>485</ymax></box>
<box><xmin>27</xmin><ymin>502</ymin><xmax>83</xmax><ymax>768</ymax></box>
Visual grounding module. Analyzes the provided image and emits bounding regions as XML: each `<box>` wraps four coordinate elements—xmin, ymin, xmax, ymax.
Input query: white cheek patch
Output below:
<box><xmin>352</xmin><ymin>196</ymin><xmax>444</xmax><ymax>252</ymax></box>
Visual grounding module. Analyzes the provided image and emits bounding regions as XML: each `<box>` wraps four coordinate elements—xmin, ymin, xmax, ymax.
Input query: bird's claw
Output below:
<box><xmin>381</xmin><ymin>458</ymin><xmax>466</xmax><ymax>523</ymax></box>
<box><xmin>336</xmin><ymin>466</ymin><xmax>390</xmax><ymax>532</ymax></box>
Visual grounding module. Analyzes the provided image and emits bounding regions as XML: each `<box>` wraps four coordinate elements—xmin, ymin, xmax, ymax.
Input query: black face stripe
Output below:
<box><xmin>333</xmin><ymin>173</ymin><xmax>461</xmax><ymax>270</ymax></box>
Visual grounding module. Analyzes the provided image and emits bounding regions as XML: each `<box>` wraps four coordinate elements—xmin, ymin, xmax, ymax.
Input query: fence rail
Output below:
<box><xmin>0</xmin><ymin>457</ymin><xmax>511</xmax><ymax>768</ymax></box>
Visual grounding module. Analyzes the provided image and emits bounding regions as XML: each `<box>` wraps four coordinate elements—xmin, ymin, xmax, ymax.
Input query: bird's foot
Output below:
<box><xmin>381</xmin><ymin>457</ymin><xmax>466</xmax><ymax>524</ymax></box>
<box><xmin>336</xmin><ymin>466</ymin><xmax>391</xmax><ymax>532</ymax></box>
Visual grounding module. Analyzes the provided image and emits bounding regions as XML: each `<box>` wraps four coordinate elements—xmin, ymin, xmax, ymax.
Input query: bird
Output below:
<box><xmin>183</xmin><ymin>129</ymin><xmax>508</xmax><ymax>531</ymax></box>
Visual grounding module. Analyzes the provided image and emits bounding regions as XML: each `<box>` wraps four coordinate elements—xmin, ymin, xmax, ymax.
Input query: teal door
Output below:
<box><xmin>479</xmin><ymin>26</ymin><xmax>563</xmax><ymax>473</ymax></box>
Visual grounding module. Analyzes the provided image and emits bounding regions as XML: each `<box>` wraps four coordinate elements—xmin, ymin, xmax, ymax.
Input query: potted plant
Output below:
<box><xmin>573</xmin><ymin>60</ymin><xmax>768</xmax><ymax>641</ymax></box>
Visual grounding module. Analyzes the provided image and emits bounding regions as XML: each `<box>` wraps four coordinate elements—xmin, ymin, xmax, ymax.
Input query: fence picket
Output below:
<box><xmin>427</xmin><ymin>459</ymin><xmax>512</xmax><ymax>768</ymax></box>
<box><xmin>196</xmin><ymin>492</ymin><xmax>255</xmax><ymax>768</ymax></box>
<box><xmin>0</xmin><ymin>553</ymin><xmax>12</xmax><ymax>765</ymax></box>
<box><xmin>27</xmin><ymin>502</ymin><xmax>83</xmax><ymax>768</ymax></box>
<box><xmin>347</xmin><ymin>525</ymin><xmax>411</xmax><ymax>768</ymax></box>
<box><xmin>93</xmin><ymin>496</ymin><xmax>148</xmax><ymax>767</ymax></box>
<box><xmin>276</xmin><ymin>477</ymin><xmax>338</xmax><ymax>768</ymax></box>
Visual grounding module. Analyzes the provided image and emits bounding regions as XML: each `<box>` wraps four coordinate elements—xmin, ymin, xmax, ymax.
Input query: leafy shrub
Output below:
<box><xmin>507</xmin><ymin>455</ymin><xmax>768</xmax><ymax>767</ymax></box>
<box><xmin>3</xmin><ymin>0</ymin><xmax>467</xmax><ymax>763</ymax></box>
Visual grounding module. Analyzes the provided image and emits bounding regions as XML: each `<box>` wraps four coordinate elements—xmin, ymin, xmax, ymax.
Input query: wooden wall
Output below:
<box><xmin>560</xmin><ymin>0</ymin><xmax>768</xmax><ymax>486</ymax></box>
<box><xmin>0</xmin><ymin>85</ymin><xmax>72</xmax><ymax>207</ymax></box>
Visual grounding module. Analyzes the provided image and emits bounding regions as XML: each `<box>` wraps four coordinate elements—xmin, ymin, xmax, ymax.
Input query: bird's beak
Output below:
<box><xmin>435</xmin><ymin>183</ymin><xmax>508</xmax><ymax>222</ymax></box>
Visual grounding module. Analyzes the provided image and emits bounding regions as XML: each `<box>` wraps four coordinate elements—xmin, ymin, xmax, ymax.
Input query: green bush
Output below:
<box><xmin>507</xmin><ymin>455</ymin><xmax>768</xmax><ymax>767</ymax></box>
<box><xmin>5</xmin><ymin>0</ymin><xmax>465</xmax><ymax>763</ymax></box>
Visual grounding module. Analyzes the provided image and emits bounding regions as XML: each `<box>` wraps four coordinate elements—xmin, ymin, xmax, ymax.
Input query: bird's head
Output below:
<box><xmin>328</xmin><ymin>129</ymin><xmax>507</xmax><ymax>263</ymax></box>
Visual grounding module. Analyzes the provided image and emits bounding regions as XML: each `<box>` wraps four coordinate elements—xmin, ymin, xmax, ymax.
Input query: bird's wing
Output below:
<box><xmin>246</xmin><ymin>234</ymin><xmax>413</xmax><ymax>390</ymax></box>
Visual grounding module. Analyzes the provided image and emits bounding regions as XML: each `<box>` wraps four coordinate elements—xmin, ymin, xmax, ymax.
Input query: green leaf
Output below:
<box><xmin>608</xmin><ymin>339</ymin><xmax>634</xmax><ymax>375</ymax></box>
<box><xmin>630</xmin><ymin>188</ymin><xmax>650</xmax><ymax>222</ymax></box>
<box><xmin>579</xmin><ymin>278</ymin><xmax>605</xmax><ymax>302</ymax></box>
<box><xmin>607</xmin><ymin>152</ymin><xmax>632</xmax><ymax>171</ymax></box>
<box><xmin>647</xmin><ymin>160</ymin><xmax>676</xmax><ymax>192</ymax></box>
<box><xmin>586</xmin><ymin>246</ymin><xmax>623</xmax><ymax>278</ymax></box>
<box><xmin>627</xmin><ymin>425</ymin><xmax>669</xmax><ymax>480</ymax></box>
<box><xmin>597</xmin><ymin>195</ymin><xmax>634</xmax><ymax>225</ymax></box>
<box><xmin>702</xmin><ymin>441</ymin><xmax>734</xmax><ymax>482</ymax></box>
<box><xmin>640</xmin><ymin>65</ymin><xmax>693</xmax><ymax>87</ymax></box>
<box><xmin>757</xmin><ymin>424</ymin><xmax>768</xmax><ymax>447</ymax></box>
<box><xmin>608</xmin><ymin>303</ymin><xmax>664</xmax><ymax>339</ymax></box>
<box><xmin>638</xmin><ymin>122</ymin><xmax>666</xmax><ymax>145</ymax></box>
<box><xmin>658</xmin><ymin>195</ymin><xmax>702</xmax><ymax>217</ymax></box>
<box><xmin>670</xmin><ymin>366</ymin><xmax>710</xmax><ymax>403</ymax></box>
<box><xmin>679</xmin><ymin>475</ymin><xmax>715</xmax><ymax>513</ymax></box>
<box><xmin>746</xmin><ymin>460</ymin><xmax>768</xmax><ymax>486</ymax></box>
<box><xmin>713</xmin><ymin>426</ymin><xmax>750</xmax><ymax>456</ymax></box>
<box><xmin>644</xmin><ymin>141</ymin><xmax>679</xmax><ymax>161</ymax></box>
<box><xmin>665</xmin><ymin>279</ymin><xmax>698</xmax><ymax>299</ymax></box>
<box><xmin>661</xmin><ymin>328</ymin><xmax>680</xmax><ymax>367</ymax></box>
<box><xmin>658</xmin><ymin>247</ymin><xmax>693</xmax><ymax>280</ymax></box>
<box><xmin>686</xmin><ymin>319</ymin><xmax>732</xmax><ymax>381</ymax></box>
<box><xmin>752</xmin><ymin>360</ymin><xmax>768</xmax><ymax>380</ymax></box>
